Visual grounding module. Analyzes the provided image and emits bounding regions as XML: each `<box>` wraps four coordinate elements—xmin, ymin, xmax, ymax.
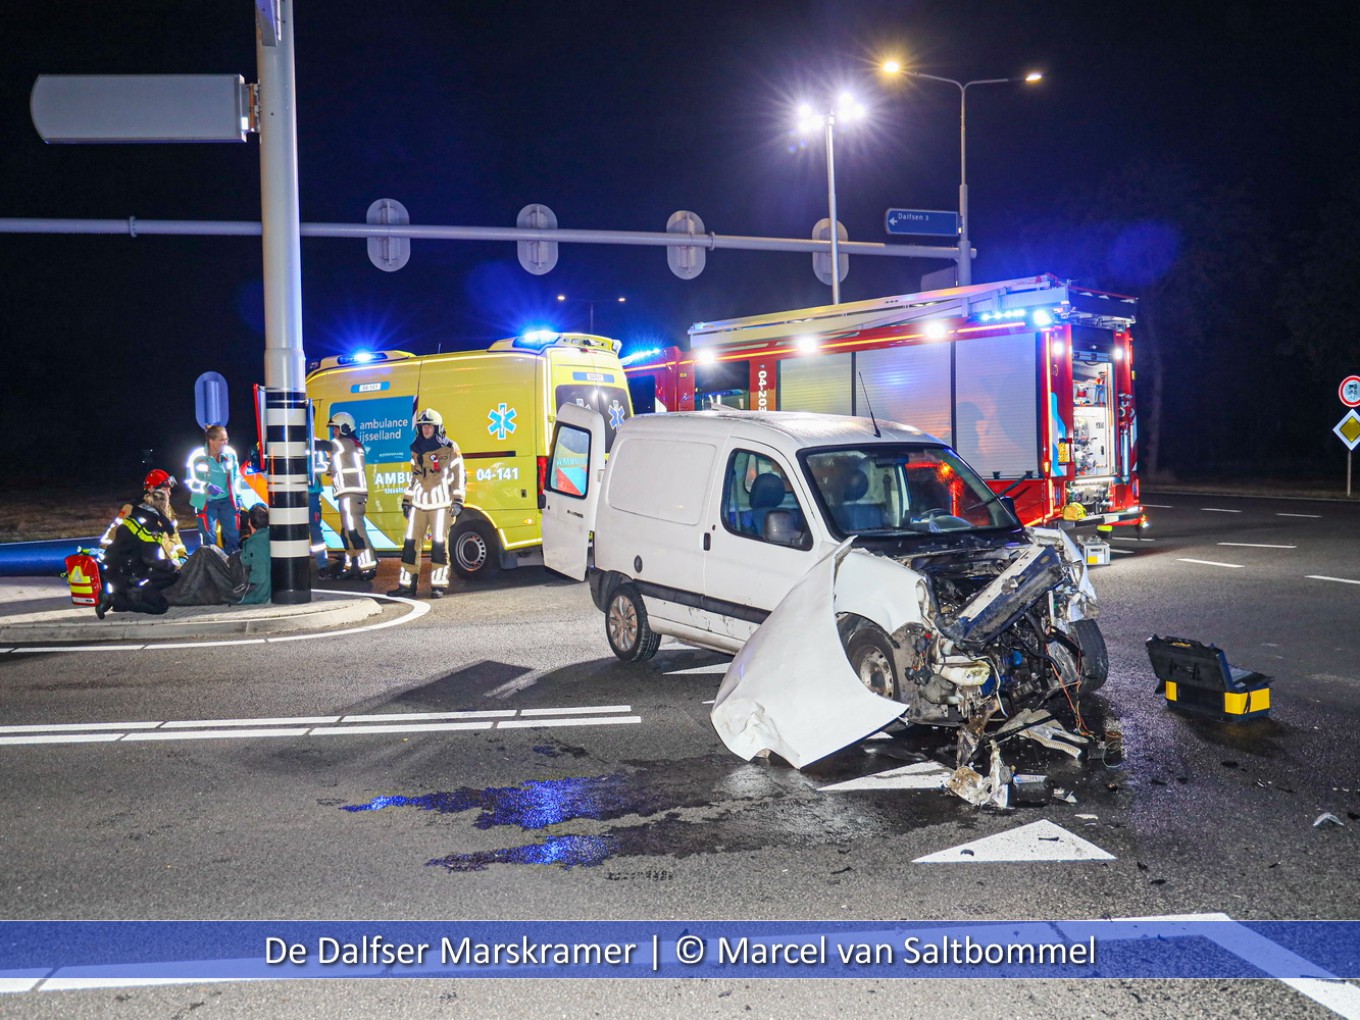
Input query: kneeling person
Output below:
<box><xmin>97</xmin><ymin>477</ymin><xmax>181</xmax><ymax>618</ymax></box>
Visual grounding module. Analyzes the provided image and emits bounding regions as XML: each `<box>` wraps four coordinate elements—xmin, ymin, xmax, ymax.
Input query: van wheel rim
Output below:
<box><xmin>608</xmin><ymin>598</ymin><xmax>638</xmax><ymax>651</ymax></box>
<box><xmin>455</xmin><ymin>533</ymin><xmax>486</xmax><ymax>570</ymax></box>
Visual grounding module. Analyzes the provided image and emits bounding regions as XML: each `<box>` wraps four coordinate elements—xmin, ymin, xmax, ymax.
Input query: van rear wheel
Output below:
<box><xmin>605</xmin><ymin>585</ymin><xmax>660</xmax><ymax>661</ymax></box>
<box><xmin>450</xmin><ymin>519</ymin><xmax>501</xmax><ymax>580</ymax></box>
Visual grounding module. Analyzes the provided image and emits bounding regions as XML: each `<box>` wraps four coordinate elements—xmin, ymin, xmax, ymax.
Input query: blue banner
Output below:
<box><xmin>1</xmin><ymin>921</ymin><xmax>1357</xmax><ymax>981</ymax></box>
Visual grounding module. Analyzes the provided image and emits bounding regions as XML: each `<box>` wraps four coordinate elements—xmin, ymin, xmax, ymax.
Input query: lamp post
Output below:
<box><xmin>797</xmin><ymin>94</ymin><xmax>865</xmax><ymax>304</ymax></box>
<box><xmin>556</xmin><ymin>293</ymin><xmax>625</xmax><ymax>334</ymax></box>
<box><xmin>883</xmin><ymin>64</ymin><xmax>1041</xmax><ymax>286</ymax></box>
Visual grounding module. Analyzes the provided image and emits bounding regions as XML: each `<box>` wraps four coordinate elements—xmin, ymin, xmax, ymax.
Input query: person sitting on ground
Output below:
<box><xmin>96</xmin><ymin>474</ymin><xmax>182</xmax><ymax>618</ymax></box>
<box><xmin>237</xmin><ymin>505</ymin><xmax>272</xmax><ymax>605</ymax></box>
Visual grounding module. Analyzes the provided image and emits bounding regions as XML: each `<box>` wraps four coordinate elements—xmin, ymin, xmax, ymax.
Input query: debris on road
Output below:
<box><xmin>1313</xmin><ymin>813</ymin><xmax>1345</xmax><ymax>828</ymax></box>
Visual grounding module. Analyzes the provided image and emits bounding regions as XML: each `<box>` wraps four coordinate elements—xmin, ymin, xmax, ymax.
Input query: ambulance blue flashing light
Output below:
<box><xmin>1031</xmin><ymin>309</ymin><xmax>1053</xmax><ymax>327</ymax></box>
<box><xmin>520</xmin><ymin>329</ymin><xmax>561</xmax><ymax>346</ymax></box>
<box><xmin>337</xmin><ymin>350</ymin><xmax>387</xmax><ymax>366</ymax></box>
<box><xmin>621</xmin><ymin>347</ymin><xmax>664</xmax><ymax>366</ymax></box>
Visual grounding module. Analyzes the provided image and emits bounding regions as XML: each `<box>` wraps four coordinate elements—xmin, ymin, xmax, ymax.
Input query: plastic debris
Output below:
<box><xmin>1313</xmin><ymin>813</ymin><xmax>1345</xmax><ymax>828</ymax></box>
<box><xmin>1053</xmin><ymin>787</ymin><xmax>1078</xmax><ymax>804</ymax></box>
<box><xmin>1011</xmin><ymin>773</ymin><xmax>1052</xmax><ymax>805</ymax></box>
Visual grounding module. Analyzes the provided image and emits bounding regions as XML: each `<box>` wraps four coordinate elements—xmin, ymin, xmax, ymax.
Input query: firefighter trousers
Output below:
<box><xmin>338</xmin><ymin>494</ymin><xmax>376</xmax><ymax>572</ymax></box>
<box><xmin>398</xmin><ymin>505</ymin><xmax>450</xmax><ymax>589</ymax></box>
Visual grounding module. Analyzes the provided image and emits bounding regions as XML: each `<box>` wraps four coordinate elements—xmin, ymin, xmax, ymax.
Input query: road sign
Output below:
<box><xmin>1340</xmin><ymin>375</ymin><xmax>1360</xmax><ymax>408</ymax></box>
<box><xmin>666</xmin><ymin>210</ymin><xmax>706</xmax><ymax>279</ymax></box>
<box><xmin>31</xmin><ymin>75</ymin><xmax>249</xmax><ymax>143</ymax></box>
<box><xmin>516</xmin><ymin>204</ymin><xmax>558</xmax><ymax>275</ymax></box>
<box><xmin>366</xmin><ymin>199</ymin><xmax>410</xmax><ymax>272</ymax></box>
<box><xmin>885</xmin><ymin>208</ymin><xmax>959</xmax><ymax>238</ymax></box>
<box><xmin>812</xmin><ymin>218</ymin><xmax>848</xmax><ymax>285</ymax></box>
<box><xmin>1335</xmin><ymin>409</ymin><xmax>1360</xmax><ymax>451</ymax></box>
<box><xmin>194</xmin><ymin>372</ymin><xmax>229</xmax><ymax>429</ymax></box>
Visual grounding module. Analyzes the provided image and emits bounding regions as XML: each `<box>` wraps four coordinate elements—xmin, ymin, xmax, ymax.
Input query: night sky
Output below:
<box><xmin>4</xmin><ymin>1</ymin><xmax>1359</xmax><ymax>486</ymax></box>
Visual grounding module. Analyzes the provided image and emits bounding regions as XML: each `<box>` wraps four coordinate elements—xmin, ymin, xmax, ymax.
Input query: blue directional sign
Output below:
<box><xmin>885</xmin><ymin>208</ymin><xmax>959</xmax><ymax>238</ymax></box>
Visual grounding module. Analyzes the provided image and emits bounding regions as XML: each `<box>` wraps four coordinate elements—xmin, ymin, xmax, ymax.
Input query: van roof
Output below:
<box><xmin>622</xmin><ymin>410</ymin><xmax>945</xmax><ymax>449</ymax></box>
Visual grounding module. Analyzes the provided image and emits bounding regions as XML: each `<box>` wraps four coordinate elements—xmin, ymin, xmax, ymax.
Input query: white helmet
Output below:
<box><xmin>327</xmin><ymin>411</ymin><xmax>357</xmax><ymax>437</ymax></box>
<box><xmin>415</xmin><ymin>407</ymin><xmax>443</xmax><ymax>429</ymax></box>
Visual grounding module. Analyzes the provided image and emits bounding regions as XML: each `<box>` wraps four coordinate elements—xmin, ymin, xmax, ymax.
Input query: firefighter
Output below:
<box><xmin>100</xmin><ymin>469</ymin><xmax>188</xmax><ymax>564</ymax></box>
<box><xmin>96</xmin><ymin>476</ymin><xmax>182</xmax><ymax>618</ymax></box>
<box><xmin>326</xmin><ymin>411</ymin><xmax>377</xmax><ymax>580</ymax></box>
<box><xmin>388</xmin><ymin>407</ymin><xmax>464</xmax><ymax>598</ymax></box>
<box><xmin>186</xmin><ymin>425</ymin><xmax>244</xmax><ymax>553</ymax></box>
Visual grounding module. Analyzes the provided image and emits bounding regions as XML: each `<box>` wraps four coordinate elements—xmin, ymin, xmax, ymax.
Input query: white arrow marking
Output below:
<box><xmin>913</xmin><ymin>818</ymin><xmax>1115</xmax><ymax>863</ymax></box>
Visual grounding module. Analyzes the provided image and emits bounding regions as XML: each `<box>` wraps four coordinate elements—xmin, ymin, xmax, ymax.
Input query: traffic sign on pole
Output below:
<box><xmin>666</xmin><ymin>210</ymin><xmax>706</xmax><ymax>279</ymax></box>
<box><xmin>516</xmin><ymin>203</ymin><xmax>558</xmax><ymax>275</ymax></box>
<box><xmin>1334</xmin><ymin>409</ymin><xmax>1360</xmax><ymax>451</ymax></box>
<box><xmin>1340</xmin><ymin>375</ymin><xmax>1360</xmax><ymax>408</ymax></box>
<box><xmin>885</xmin><ymin>208</ymin><xmax>959</xmax><ymax>238</ymax></box>
<box><xmin>366</xmin><ymin>198</ymin><xmax>410</xmax><ymax>272</ymax></box>
<box><xmin>194</xmin><ymin>371</ymin><xmax>230</xmax><ymax>429</ymax></box>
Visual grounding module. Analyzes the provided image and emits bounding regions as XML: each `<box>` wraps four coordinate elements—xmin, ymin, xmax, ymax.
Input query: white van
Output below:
<box><xmin>541</xmin><ymin>407</ymin><xmax>1106</xmax><ymax>736</ymax></box>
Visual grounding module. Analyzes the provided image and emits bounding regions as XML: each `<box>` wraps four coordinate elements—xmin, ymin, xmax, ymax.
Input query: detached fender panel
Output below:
<box><xmin>711</xmin><ymin>540</ymin><xmax>905</xmax><ymax>770</ymax></box>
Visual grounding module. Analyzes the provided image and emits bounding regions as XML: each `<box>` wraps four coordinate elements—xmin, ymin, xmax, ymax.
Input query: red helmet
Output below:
<box><xmin>144</xmin><ymin>469</ymin><xmax>177</xmax><ymax>490</ymax></box>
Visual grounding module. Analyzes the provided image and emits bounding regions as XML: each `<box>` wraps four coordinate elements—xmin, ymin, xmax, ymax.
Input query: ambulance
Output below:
<box><xmin>305</xmin><ymin>331</ymin><xmax>632</xmax><ymax>579</ymax></box>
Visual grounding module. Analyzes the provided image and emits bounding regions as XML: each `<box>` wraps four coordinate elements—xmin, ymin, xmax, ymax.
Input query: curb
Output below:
<box><xmin>0</xmin><ymin>597</ymin><xmax>383</xmax><ymax>644</ymax></box>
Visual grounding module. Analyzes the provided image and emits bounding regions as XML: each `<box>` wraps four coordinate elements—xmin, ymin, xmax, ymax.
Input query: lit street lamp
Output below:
<box><xmin>556</xmin><ymin>293</ymin><xmax>626</xmax><ymax>334</ymax></box>
<box><xmin>796</xmin><ymin>94</ymin><xmax>866</xmax><ymax>304</ymax></box>
<box><xmin>882</xmin><ymin>63</ymin><xmax>1042</xmax><ymax>286</ymax></box>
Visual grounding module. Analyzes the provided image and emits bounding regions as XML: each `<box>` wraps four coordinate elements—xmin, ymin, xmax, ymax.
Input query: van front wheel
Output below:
<box><xmin>450</xmin><ymin>519</ymin><xmax>502</xmax><ymax>580</ymax></box>
<box><xmin>606</xmin><ymin>585</ymin><xmax>660</xmax><ymax>661</ymax></box>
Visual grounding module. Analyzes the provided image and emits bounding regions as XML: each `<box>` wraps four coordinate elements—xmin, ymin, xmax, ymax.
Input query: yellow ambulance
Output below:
<box><xmin>307</xmin><ymin>331</ymin><xmax>633</xmax><ymax>580</ymax></box>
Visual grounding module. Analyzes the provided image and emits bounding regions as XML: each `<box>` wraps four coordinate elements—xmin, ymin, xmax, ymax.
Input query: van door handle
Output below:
<box><xmin>703</xmin><ymin>533</ymin><xmax>711</xmax><ymax>551</ymax></box>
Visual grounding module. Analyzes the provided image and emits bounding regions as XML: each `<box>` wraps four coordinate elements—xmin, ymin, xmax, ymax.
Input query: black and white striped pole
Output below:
<box><xmin>256</xmin><ymin>0</ymin><xmax>311</xmax><ymax>604</ymax></box>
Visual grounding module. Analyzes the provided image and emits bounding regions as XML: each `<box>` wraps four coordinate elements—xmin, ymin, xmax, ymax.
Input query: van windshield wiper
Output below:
<box><xmin>960</xmin><ymin>471</ymin><xmax>1033</xmax><ymax>518</ymax></box>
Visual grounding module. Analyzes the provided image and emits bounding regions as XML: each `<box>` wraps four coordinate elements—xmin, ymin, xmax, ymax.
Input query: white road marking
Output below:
<box><xmin>821</xmin><ymin>761</ymin><xmax>953</xmax><ymax>792</ymax></box>
<box><xmin>1201</xmin><ymin>507</ymin><xmax>1243</xmax><ymax>513</ymax></box>
<box><xmin>497</xmin><ymin>715</ymin><xmax>641</xmax><ymax>729</ymax></box>
<box><xmin>913</xmin><ymin>819</ymin><xmax>1115</xmax><ymax>863</ymax></box>
<box><xmin>664</xmin><ymin>664</ymin><xmax>731</xmax><ymax>675</ymax></box>
<box><xmin>0</xmin><ymin>705</ymin><xmax>639</xmax><ymax>748</ymax></box>
<box><xmin>1308</xmin><ymin>575</ymin><xmax>1360</xmax><ymax>586</ymax></box>
<box><xmin>1110</xmin><ymin>548</ymin><xmax>1135</xmax><ymax>555</ymax></box>
<box><xmin>1141</xmin><ymin>503</ymin><xmax>1174</xmax><ymax>508</ymax></box>
<box><xmin>4</xmin><ymin>589</ymin><xmax>426</xmax><ymax>655</ymax></box>
<box><xmin>1217</xmin><ymin>542</ymin><xmax>1296</xmax><ymax>549</ymax></box>
<box><xmin>1277</xmin><ymin>512</ymin><xmax>1323</xmax><ymax>518</ymax></box>
<box><xmin>1285</xmin><ymin>979</ymin><xmax>1360</xmax><ymax>1018</ymax></box>
<box><xmin>1177</xmin><ymin>558</ymin><xmax>1244</xmax><ymax>569</ymax></box>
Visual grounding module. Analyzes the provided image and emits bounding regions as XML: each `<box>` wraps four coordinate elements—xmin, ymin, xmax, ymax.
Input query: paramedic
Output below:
<box><xmin>186</xmin><ymin>425</ymin><xmax>243</xmax><ymax>554</ymax></box>
<box><xmin>96</xmin><ymin>477</ymin><xmax>182</xmax><ymax>618</ymax></box>
<box><xmin>327</xmin><ymin>411</ymin><xmax>378</xmax><ymax>580</ymax></box>
<box><xmin>388</xmin><ymin>407</ymin><xmax>465</xmax><ymax>599</ymax></box>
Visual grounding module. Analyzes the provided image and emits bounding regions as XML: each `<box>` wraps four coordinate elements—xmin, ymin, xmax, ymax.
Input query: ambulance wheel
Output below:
<box><xmin>605</xmin><ymin>585</ymin><xmax>660</xmax><ymax>661</ymax></box>
<box><xmin>1073</xmin><ymin>619</ymin><xmax>1108</xmax><ymax>695</ymax></box>
<box><xmin>450</xmin><ymin>519</ymin><xmax>501</xmax><ymax>580</ymax></box>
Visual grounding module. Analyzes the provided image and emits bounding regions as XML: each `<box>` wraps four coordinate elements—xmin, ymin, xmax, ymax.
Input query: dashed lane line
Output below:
<box><xmin>0</xmin><ymin>705</ymin><xmax>639</xmax><ymax>748</ymax></box>
<box><xmin>1278</xmin><ymin>512</ymin><xmax>1323</xmax><ymax>518</ymax></box>
<box><xmin>1176</xmin><ymin>558</ymin><xmax>1244</xmax><ymax>569</ymax></box>
<box><xmin>1141</xmin><ymin>503</ymin><xmax>1174</xmax><ymax>508</ymax></box>
<box><xmin>1201</xmin><ymin>507</ymin><xmax>1243</xmax><ymax>513</ymax></box>
<box><xmin>1217</xmin><ymin>542</ymin><xmax>1297</xmax><ymax>549</ymax></box>
<box><xmin>1308</xmin><ymin>575</ymin><xmax>1360</xmax><ymax>586</ymax></box>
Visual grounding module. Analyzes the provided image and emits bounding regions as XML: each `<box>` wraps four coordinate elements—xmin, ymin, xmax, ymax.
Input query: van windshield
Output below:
<box><xmin>555</xmin><ymin>384</ymin><xmax>631</xmax><ymax>450</ymax></box>
<box><xmin>800</xmin><ymin>444</ymin><xmax>1021</xmax><ymax>537</ymax></box>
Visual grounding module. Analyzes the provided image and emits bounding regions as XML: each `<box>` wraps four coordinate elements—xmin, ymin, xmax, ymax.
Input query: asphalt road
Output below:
<box><xmin>2</xmin><ymin>490</ymin><xmax>1358</xmax><ymax>1018</ymax></box>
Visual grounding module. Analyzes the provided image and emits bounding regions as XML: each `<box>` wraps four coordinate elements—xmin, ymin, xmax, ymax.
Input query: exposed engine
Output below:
<box><xmin>842</xmin><ymin>532</ymin><xmax>1105</xmax><ymax>756</ymax></box>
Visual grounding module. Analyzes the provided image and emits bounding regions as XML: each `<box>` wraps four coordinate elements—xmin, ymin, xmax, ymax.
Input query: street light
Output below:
<box><xmin>881</xmin><ymin>64</ymin><xmax>1042</xmax><ymax>286</ymax></box>
<box><xmin>555</xmin><ymin>293</ymin><xmax>626</xmax><ymax>334</ymax></box>
<box><xmin>796</xmin><ymin>93</ymin><xmax>866</xmax><ymax>304</ymax></box>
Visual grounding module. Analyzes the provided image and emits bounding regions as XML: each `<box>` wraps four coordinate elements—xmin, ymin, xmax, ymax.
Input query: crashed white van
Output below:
<box><xmin>542</xmin><ymin>407</ymin><xmax>1106</xmax><ymax>767</ymax></box>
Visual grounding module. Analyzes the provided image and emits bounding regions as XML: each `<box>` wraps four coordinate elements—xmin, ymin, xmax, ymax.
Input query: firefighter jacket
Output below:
<box><xmin>186</xmin><ymin>445</ymin><xmax>244</xmax><ymax>512</ymax></box>
<box><xmin>329</xmin><ymin>435</ymin><xmax>369</xmax><ymax>497</ymax></box>
<box><xmin>403</xmin><ymin>436</ymin><xmax>465</xmax><ymax>510</ymax></box>
<box><xmin>102</xmin><ymin>502</ymin><xmax>180</xmax><ymax>588</ymax></box>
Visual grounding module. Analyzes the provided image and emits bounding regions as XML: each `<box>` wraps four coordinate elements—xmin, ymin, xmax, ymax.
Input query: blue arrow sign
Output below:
<box><xmin>885</xmin><ymin>208</ymin><xmax>959</xmax><ymax>237</ymax></box>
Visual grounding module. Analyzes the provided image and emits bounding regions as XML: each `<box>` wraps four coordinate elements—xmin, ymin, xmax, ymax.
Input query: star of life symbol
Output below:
<box><xmin>608</xmin><ymin>400</ymin><xmax>626</xmax><ymax>429</ymax></box>
<box><xmin>487</xmin><ymin>403</ymin><xmax>517</xmax><ymax>441</ymax></box>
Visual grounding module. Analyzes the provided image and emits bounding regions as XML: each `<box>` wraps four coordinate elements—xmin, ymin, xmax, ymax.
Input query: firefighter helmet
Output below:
<box><xmin>415</xmin><ymin>408</ymin><xmax>444</xmax><ymax>429</ymax></box>
<box><xmin>327</xmin><ymin>411</ymin><xmax>357</xmax><ymax>437</ymax></box>
<box><xmin>144</xmin><ymin>469</ymin><xmax>176</xmax><ymax>490</ymax></box>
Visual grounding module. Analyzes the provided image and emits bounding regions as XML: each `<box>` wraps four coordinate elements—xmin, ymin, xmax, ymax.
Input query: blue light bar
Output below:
<box><xmin>621</xmin><ymin>347</ymin><xmax>664</xmax><ymax>366</ymax></box>
<box><xmin>520</xmin><ymin>329</ymin><xmax>560</xmax><ymax>346</ymax></box>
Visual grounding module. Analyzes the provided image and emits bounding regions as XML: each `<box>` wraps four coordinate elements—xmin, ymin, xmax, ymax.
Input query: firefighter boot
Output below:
<box><xmin>387</xmin><ymin>566</ymin><xmax>417</xmax><ymax>598</ymax></box>
<box><xmin>95</xmin><ymin>586</ymin><xmax>113</xmax><ymax>621</ymax></box>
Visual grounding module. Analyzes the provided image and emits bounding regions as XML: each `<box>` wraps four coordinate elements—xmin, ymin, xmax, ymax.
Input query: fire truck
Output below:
<box><xmin>624</xmin><ymin>274</ymin><xmax>1144</xmax><ymax>529</ymax></box>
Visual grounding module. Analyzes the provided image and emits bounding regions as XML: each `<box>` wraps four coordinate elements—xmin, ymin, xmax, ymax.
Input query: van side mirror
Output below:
<box><xmin>538</xmin><ymin>493</ymin><xmax>547</xmax><ymax>510</ymax></box>
<box><xmin>763</xmin><ymin>509</ymin><xmax>806</xmax><ymax>548</ymax></box>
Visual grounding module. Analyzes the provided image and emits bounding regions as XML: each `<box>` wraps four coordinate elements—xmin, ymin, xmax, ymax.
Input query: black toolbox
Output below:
<box><xmin>1146</xmin><ymin>635</ymin><xmax>1271</xmax><ymax>721</ymax></box>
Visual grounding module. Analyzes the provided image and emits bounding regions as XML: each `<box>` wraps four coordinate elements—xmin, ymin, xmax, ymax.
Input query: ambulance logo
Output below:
<box><xmin>608</xmin><ymin>400</ymin><xmax>626</xmax><ymax>429</ymax></box>
<box><xmin>487</xmin><ymin>403</ymin><xmax>517</xmax><ymax>441</ymax></box>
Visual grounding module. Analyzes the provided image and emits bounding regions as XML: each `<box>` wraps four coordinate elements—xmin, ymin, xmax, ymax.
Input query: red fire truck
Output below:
<box><xmin>624</xmin><ymin>274</ymin><xmax>1144</xmax><ymax>529</ymax></box>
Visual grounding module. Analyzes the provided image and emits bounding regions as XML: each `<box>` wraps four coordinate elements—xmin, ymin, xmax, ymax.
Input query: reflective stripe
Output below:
<box><xmin>269</xmin><ymin>538</ymin><xmax>312</xmax><ymax>557</ymax></box>
<box><xmin>270</xmin><ymin>506</ymin><xmax>310</xmax><ymax>525</ymax></box>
